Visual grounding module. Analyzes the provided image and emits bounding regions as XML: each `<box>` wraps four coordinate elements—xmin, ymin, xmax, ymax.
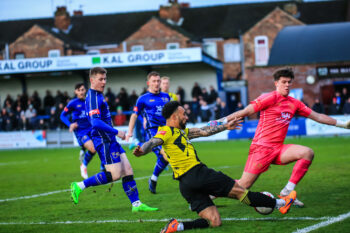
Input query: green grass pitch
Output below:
<box><xmin>0</xmin><ymin>137</ymin><xmax>350</xmax><ymax>233</ymax></box>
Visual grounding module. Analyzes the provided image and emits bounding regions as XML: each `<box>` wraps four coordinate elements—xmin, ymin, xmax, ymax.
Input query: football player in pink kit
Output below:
<box><xmin>210</xmin><ymin>68</ymin><xmax>350</xmax><ymax>207</ymax></box>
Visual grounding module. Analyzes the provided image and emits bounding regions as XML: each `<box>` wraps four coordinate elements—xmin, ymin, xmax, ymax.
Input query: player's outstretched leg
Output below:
<box><xmin>239</xmin><ymin>189</ymin><xmax>296</xmax><ymax>215</ymax></box>
<box><xmin>149</xmin><ymin>155</ymin><xmax>168</xmax><ymax>194</ymax></box>
<box><xmin>160</xmin><ymin>218</ymin><xmax>210</xmax><ymax>233</ymax></box>
<box><xmin>121</xmin><ymin>175</ymin><xmax>158</xmax><ymax>212</ymax></box>
<box><xmin>70</xmin><ymin>171</ymin><xmax>113</xmax><ymax>204</ymax></box>
<box><xmin>280</xmin><ymin>158</ymin><xmax>312</xmax><ymax>207</ymax></box>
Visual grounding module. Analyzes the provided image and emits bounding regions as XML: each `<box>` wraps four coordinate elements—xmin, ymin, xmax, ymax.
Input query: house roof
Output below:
<box><xmin>0</xmin><ymin>0</ymin><xmax>348</xmax><ymax>47</ymax></box>
<box><xmin>268</xmin><ymin>22</ymin><xmax>350</xmax><ymax>65</ymax></box>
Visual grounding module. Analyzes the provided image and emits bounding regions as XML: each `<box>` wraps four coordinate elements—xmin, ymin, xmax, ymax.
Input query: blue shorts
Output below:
<box><xmin>145</xmin><ymin>127</ymin><xmax>162</xmax><ymax>159</ymax></box>
<box><xmin>95</xmin><ymin>140</ymin><xmax>125</xmax><ymax>165</ymax></box>
<box><xmin>74</xmin><ymin>130</ymin><xmax>92</xmax><ymax>147</ymax></box>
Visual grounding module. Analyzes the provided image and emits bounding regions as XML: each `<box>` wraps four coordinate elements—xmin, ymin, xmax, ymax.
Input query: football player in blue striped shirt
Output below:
<box><xmin>70</xmin><ymin>67</ymin><xmax>158</xmax><ymax>212</ymax></box>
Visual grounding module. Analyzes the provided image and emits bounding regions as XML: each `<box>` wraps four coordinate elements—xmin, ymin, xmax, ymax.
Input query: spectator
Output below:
<box><xmin>3</xmin><ymin>94</ymin><xmax>13</xmax><ymax>108</ymax></box>
<box><xmin>176</xmin><ymin>86</ymin><xmax>185</xmax><ymax>105</ymax></box>
<box><xmin>31</xmin><ymin>91</ymin><xmax>42</xmax><ymax>113</ymax></box>
<box><xmin>56</xmin><ymin>103</ymin><xmax>67</xmax><ymax>128</ymax></box>
<box><xmin>55</xmin><ymin>90</ymin><xmax>64</xmax><ymax>106</ymax></box>
<box><xmin>200</xmin><ymin>87</ymin><xmax>210</xmax><ymax>103</ymax></box>
<box><xmin>190</xmin><ymin>97</ymin><xmax>200</xmax><ymax>122</ymax></box>
<box><xmin>1</xmin><ymin>108</ymin><xmax>12</xmax><ymax>131</ymax></box>
<box><xmin>343</xmin><ymin>97</ymin><xmax>350</xmax><ymax>115</ymax></box>
<box><xmin>48</xmin><ymin>106</ymin><xmax>59</xmax><ymax>129</ymax></box>
<box><xmin>62</xmin><ymin>91</ymin><xmax>70</xmax><ymax>104</ymax></box>
<box><xmin>214</xmin><ymin>97</ymin><xmax>222</xmax><ymax>119</ymax></box>
<box><xmin>129</xmin><ymin>90</ymin><xmax>138</xmax><ymax>110</ymax></box>
<box><xmin>199</xmin><ymin>99</ymin><xmax>211</xmax><ymax>122</ymax></box>
<box><xmin>235</xmin><ymin>101</ymin><xmax>244</xmax><ymax>112</ymax></box>
<box><xmin>184</xmin><ymin>103</ymin><xmax>196</xmax><ymax>124</ymax></box>
<box><xmin>24</xmin><ymin>104</ymin><xmax>37</xmax><ymax>130</ymax></box>
<box><xmin>208</xmin><ymin>85</ymin><xmax>218</xmax><ymax>105</ymax></box>
<box><xmin>105</xmin><ymin>87</ymin><xmax>115</xmax><ymax>104</ymax></box>
<box><xmin>311</xmin><ymin>98</ymin><xmax>325</xmax><ymax>114</ymax></box>
<box><xmin>38</xmin><ymin>119</ymin><xmax>48</xmax><ymax>130</ymax></box>
<box><xmin>114</xmin><ymin>106</ymin><xmax>126</xmax><ymax>126</ymax></box>
<box><xmin>329</xmin><ymin>97</ymin><xmax>341</xmax><ymax>115</ymax></box>
<box><xmin>44</xmin><ymin>90</ymin><xmax>55</xmax><ymax>115</ymax></box>
<box><xmin>20</xmin><ymin>93</ymin><xmax>29</xmax><ymax>110</ymax></box>
<box><xmin>220</xmin><ymin>101</ymin><xmax>230</xmax><ymax>118</ymax></box>
<box><xmin>13</xmin><ymin>105</ymin><xmax>25</xmax><ymax>130</ymax></box>
<box><xmin>191</xmin><ymin>82</ymin><xmax>202</xmax><ymax>99</ymax></box>
<box><xmin>335</xmin><ymin>91</ymin><xmax>341</xmax><ymax>105</ymax></box>
<box><xmin>117</xmin><ymin>87</ymin><xmax>129</xmax><ymax>111</ymax></box>
<box><xmin>141</xmin><ymin>87</ymin><xmax>148</xmax><ymax>95</ymax></box>
<box><xmin>341</xmin><ymin>87</ymin><xmax>348</xmax><ymax>108</ymax></box>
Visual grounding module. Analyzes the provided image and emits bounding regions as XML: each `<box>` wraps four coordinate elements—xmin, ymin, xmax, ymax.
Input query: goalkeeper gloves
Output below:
<box><xmin>335</xmin><ymin>120</ymin><xmax>350</xmax><ymax>129</ymax></box>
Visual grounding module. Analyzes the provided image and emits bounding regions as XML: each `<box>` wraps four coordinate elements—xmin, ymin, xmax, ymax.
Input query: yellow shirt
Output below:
<box><xmin>154</xmin><ymin>125</ymin><xmax>200</xmax><ymax>179</ymax></box>
<box><xmin>168</xmin><ymin>92</ymin><xmax>178</xmax><ymax>101</ymax></box>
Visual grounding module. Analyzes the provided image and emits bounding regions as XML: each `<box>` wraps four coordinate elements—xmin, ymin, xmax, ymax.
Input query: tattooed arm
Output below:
<box><xmin>188</xmin><ymin>117</ymin><xmax>243</xmax><ymax>139</ymax></box>
<box><xmin>133</xmin><ymin>137</ymin><xmax>164</xmax><ymax>157</ymax></box>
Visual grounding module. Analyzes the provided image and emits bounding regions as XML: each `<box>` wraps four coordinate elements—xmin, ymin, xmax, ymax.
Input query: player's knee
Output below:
<box><xmin>303</xmin><ymin>148</ymin><xmax>314</xmax><ymax>161</ymax></box>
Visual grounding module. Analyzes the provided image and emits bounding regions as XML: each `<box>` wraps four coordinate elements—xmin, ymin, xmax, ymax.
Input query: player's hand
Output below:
<box><xmin>117</xmin><ymin>131</ymin><xmax>126</xmax><ymax>140</ymax></box>
<box><xmin>225</xmin><ymin>117</ymin><xmax>243</xmax><ymax>130</ymax></box>
<box><xmin>133</xmin><ymin>145</ymin><xmax>144</xmax><ymax>157</ymax></box>
<box><xmin>125</xmin><ymin>133</ymin><xmax>133</xmax><ymax>142</ymax></box>
<box><xmin>69</xmin><ymin>122</ymin><xmax>78</xmax><ymax>132</ymax></box>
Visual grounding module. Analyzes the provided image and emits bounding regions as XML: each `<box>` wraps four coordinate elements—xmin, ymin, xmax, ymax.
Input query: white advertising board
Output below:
<box><xmin>0</xmin><ymin>130</ymin><xmax>46</xmax><ymax>149</ymax></box>
<box><xmin>306</xmin><ymin>115</ymin><xmax>350</xmax><ymax>136</ymax></box>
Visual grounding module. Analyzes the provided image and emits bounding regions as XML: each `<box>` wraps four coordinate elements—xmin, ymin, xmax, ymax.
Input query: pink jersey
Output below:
<box><xmin>251</xmin><ymin>91</ymin><xmax>312</xmax><ymax>146</ymax></box>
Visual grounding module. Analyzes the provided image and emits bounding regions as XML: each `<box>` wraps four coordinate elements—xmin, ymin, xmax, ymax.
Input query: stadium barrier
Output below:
<box><xmin>1</xmin><ymin>115</ymin><xmax>350</xmax><ymax>150</ymax></box>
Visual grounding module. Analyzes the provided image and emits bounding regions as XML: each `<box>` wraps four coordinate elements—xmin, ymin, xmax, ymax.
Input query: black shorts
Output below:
<box><xmin>179</xmin><ymin>164</ymin><xmax>235</xmax><ymax>213</ymax></box>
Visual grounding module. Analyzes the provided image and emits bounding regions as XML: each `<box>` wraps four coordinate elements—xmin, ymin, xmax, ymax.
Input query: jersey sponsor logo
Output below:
<box><xmin>162</xmin><ymin>97</ymin><xmax>169</xmax><ymax>102</ymax></box>
<box><xmin>133</xmin><ymin>106</ymin><xmax>138</xmax><ymax>112</ymax></box>
<box><xmin>157</xmin><ymin>130</ymin><xmax>167</xmax><ymax>135</ymax></box>
<box><xmin>155</xmin><ymin>105</ymin><xmax>163</xmax><ymax>115</ymax></box>
<box><xmin>77</xmin><ymin>104</ymin><xmax>82</xmax><ymax>108</ymax></box>
<box><xmin>64</xmin><ymin>107</ymin><xmax>69</xmax><ymax>112</ymax></box>
<box><xmin>89</xmin><ymin>109</ymin><xmax>100</xmax><ymax>116</ymax></box>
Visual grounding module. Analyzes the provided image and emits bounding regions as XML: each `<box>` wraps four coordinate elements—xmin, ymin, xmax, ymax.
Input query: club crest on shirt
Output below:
<box><xmin>162</xmin><ymin>97</ymin><xmax>169</xmax><ymax>102</ymax></box>
<box><xmin>111</xmin><ymin>152</ymin><xmax>120</xmax><ymax>158</ymax></box>
<box><xmin>77</xmin><ymin>105</ymin><xmax>81</xmax><ymax>108</ymax></box>
<box><xmin>276</xmin><ymin>112</ymin><xmax>292</xmax><ymax>123</ymax></box>
<box><xmin>149</xmin><ymin>99</ymin><xmax>155</xmax><ymax>102</ymax></box>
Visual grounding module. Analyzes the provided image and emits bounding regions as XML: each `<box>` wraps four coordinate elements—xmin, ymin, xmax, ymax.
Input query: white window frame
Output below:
<box><xmin>224</xmin><ymin>43</ymin><xmax>241</xmax><ymax>62</ymax></box>
<box><xmin>86</xmin><ymin>49</ymin><xmax>100</xmax><ymax>55</ymax></box>
<box><xmin>48</xmin><ymin>49</ymin><xmax>60</xmax><ymax>57</ymax></box>
<box><xmin>166</xmin><ymin>42</ymin><xmax>180</xmax><ymax>50</ymax></box>
<box><xmin>15</xmin><ymin>53</ymin><xmax>25</xmax><ymax>59</ymax></box>
<box><xmin>254</xmin><ymin>36</ymin><xmax>269</xmax><ymax>66</ymax></box>
<box><xmin>131</xmin><ymin>45</ymin><xmax>144</xmax><ymax>52</ymax></box>
<box><xmin>203</xmin><ymin>41</ymin><xmax>217</xmax><ymax>58</ymax></box>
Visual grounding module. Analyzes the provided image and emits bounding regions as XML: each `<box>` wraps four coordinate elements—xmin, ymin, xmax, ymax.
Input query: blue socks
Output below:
<box><xmin>83</xmin><ymin>151</ymin><xmax>95</xmax><ymax>166</ymax></box>
<box><xmin>153</xmin><ymin>156</ymin><xmax>169</xmax><ymax>178</ymax></box>
<box><xmin>122</xmin><ymin>175</ymin><xmax>140</xmax><ymax>204</ymax></box>
<box><xmin>83</xmin><ymin>171</ymin><xmax>111</xmax><ymax>188</ymax></box>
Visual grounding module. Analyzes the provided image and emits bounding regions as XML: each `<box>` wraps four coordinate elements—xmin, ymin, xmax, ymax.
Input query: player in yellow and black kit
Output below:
<box><xmin>161</xmin><ymin>76</ymin><xmax>179</xmax><ymax>102</ymax></box>
<box><xmin>133</xmin><ymin>101</ymin><xmax>297</xmax><ymax>233</ymax></box>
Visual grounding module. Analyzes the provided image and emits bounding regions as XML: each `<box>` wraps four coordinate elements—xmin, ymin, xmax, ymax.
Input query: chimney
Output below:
<box><xmin>159</xmin><ymin>1</ymin><xmax>188</xmax><ymax>24</ymax></box>
<box><xmin>73</xmin><ymin>10</ymin><xmax>83</xmax><ymax>16</ymax></box>
<box><xmin>54</xmin><ymin>6</ymin><xmax>71</xmax><ymax>31</ymax></box>
<box><xmin>283</xmin><ymin>3</ymin><xmax>300</xmax><ymax>18</ymax></box>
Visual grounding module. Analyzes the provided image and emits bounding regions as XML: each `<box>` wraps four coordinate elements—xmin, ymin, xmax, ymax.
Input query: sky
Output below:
<box><xmin>0</xmin><ymin>0</ymin><xmax>328</xmax><ymax>22</ymax></box>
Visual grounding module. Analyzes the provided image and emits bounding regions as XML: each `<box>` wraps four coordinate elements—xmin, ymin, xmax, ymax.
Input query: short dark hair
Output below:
<box><xmin>89</xmin><ymin>67</ymin><xmax>107</xmax><ymax>77</ymax></box>
<box><xmin>162</xmin><ymin>101</ymin><xmax>181</xmax><ymax>119</ymax></box>
<box><xmin>147</xmin><ymin>71</ymin><xmax>160</xmax><ymax>81</ymax></box>
<box><xmin>75</xmin><ymin>83</ymin><xmax>85</xmax><ymax>90</ymax></box>
<box><xmin>273</xmin><ymin>67</ymin><xmax>294</xmax><ymax>81</ymax></box>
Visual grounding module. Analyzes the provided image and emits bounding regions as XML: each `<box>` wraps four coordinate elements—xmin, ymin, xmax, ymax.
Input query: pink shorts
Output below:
<box><xmin>244</xmin><ymin>144</ymin><xmax>293</xmax><ymax>174</ymax></box>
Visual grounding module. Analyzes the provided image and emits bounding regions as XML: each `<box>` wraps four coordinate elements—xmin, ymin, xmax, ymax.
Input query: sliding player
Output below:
<box><xmin>133</xmin><ymin>101</ymin><xmax>296</xmax><ymax>232</ymax></box>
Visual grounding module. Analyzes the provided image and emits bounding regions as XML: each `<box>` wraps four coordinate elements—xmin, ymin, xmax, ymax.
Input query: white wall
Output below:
<box><xmin>0</xmin><ymin>76</ymin><xmax>22</xmax><ymax>104</ymax></box>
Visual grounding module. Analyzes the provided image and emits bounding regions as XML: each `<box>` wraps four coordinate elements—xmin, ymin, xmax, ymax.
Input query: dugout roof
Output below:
<box><xmin>268</xmin><ymin>22</ymin><xmax>350</xmax><ymax>66</ymax></box>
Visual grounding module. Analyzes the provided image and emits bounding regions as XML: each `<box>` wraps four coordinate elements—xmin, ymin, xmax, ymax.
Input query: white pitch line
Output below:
<box><xmin>0</xmin><ymin>165</ymin><xmax>233</xmax><ymax>203</ymax></box>
<box><xmin>293</xmin><ymin>211</ymin><xmax>350</xmax><ymax>233</ymax></box>
<box><xmin>0</xmin><ymin>161</ymin><xmax>29</xmax><ymax>166</ymax></box>
<box><xmin>0</xmin><ymin>216</ymin><xmax>334</xmax><ymax>225</ymax></box>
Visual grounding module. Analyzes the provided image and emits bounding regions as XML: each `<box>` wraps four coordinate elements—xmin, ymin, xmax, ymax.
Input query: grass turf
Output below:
<box><xmin>0</xmin><ymin>137</ymin><xmax>350</xmax><ymax>233</ymax></box>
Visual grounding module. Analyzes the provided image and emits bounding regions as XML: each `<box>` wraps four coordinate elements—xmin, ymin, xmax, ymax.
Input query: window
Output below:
<box><xmin>48</xmin><ymin>49</ymin><xmax>60</xmax><ymax>57</ymax></box>
<box><xmin>224</xmin><ymin>43</ymin><xmax>241</xmax><ymax>62</ymax></box>
<box><xmin>86</xmin><ymin>50</ymin><xmax>100</xmax><ymax>55</ymax></box>
<box><xmin>15</xmin><ymin>53</ymin><xmax>25</xmax><ymax>59</ymax></box>
<box><xmin>254</xmin><ymin>36</ymin><xmax>269</xmax><ymax>66</ymax></box>
<box><xmin>203</xmin><ymin>42</ymin><xmax>217</xmax><ymax>58</ymax></box>
<box><xmin>131</xmin><ymin>45</ymin><xmax>144</xmax><ymax>52</ymax></box>
<box><xmin>166</xmin><ymin>43</ymin><xmax>180</xmax><ymax>50</ymax></box>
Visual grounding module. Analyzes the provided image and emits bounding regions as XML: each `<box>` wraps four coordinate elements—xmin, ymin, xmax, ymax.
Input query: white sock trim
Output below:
<box><xmin>151</xmin><ymin>175</ymin><xmax>158</xmax><ymax>182</ymax></box>
<box><xmin>77</xmin><ymin>181</ymin><xmax>85</xmax><ymax>190</ymax></box>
